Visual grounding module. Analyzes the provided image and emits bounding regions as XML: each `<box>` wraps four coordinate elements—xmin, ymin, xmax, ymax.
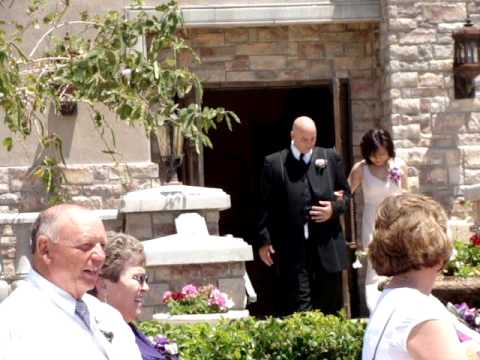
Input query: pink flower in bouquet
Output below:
<box><xmin>162</xmin><ymin>291</ymin><xmax>173</xmax><ymax>303</ymax></box>
<box><xmin>181</xmin><ymin>284</ymin><xmax>199</xmax><ymax>298</ymax></box>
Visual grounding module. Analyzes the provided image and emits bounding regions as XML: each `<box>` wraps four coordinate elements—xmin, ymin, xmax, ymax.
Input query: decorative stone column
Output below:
<box><xmin>119</xmin><ymin>184</ymin><xmax>231</xmax><ymax>240</ymax></box>
<box><xmin>0</xmin><ymin>212</ymin><xmax>38</xmax><ymax>289</ymax></box>
<box><xmin>118</xmin><ymin>185</ymin><xmax>254</xmax><ymax>320</ymax></box>
<box><xmin>380</xmin><ymin>0</ymin><xmax>468</xmax><ymax>209</ymax></box>
<box><xmin>142</xmin><ymin>233</ymin><xmax>253</xmax><ymax>320</ymax></box>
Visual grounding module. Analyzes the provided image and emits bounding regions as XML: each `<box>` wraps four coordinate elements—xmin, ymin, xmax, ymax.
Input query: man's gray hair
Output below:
<box><xmin>30</xmin><ymin>204</ymin><xmax>85</xmax><ymax>254</ymax></box>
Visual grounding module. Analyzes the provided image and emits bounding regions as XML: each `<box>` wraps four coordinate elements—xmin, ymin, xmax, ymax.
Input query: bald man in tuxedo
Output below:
<box><xmin>257</xmin><ymin>116</ymin><xmax>351</xmax><ymax>315</ymax></box>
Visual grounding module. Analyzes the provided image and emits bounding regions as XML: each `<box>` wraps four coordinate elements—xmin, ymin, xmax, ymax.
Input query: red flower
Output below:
<box><xmin>171</xmin><ymin>291</ymin><xmax>185</xmax><ymax>301</ymax></box>
<box><xmin>470</xmin><ymin>234</ymin><xmax>480</xmax><ymax>247</ymax></box>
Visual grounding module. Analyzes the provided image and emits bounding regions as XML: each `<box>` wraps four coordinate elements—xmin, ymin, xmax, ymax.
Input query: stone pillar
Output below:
<box><xmin>118</xmin><ymin>185</ymin><xmax>255</xmax><ymax>320</ymax></box>
<box><xmin>380</xmin><ymin>0</ymin><xmax>468</xmax><ymax>209</ymax></box>
<box><xmin>119</xmin><ymin>185</ymin><xmax>231</xmax><ymax>240</ymax></box>
<box><xmin>141</xmin><ymin>234</ymin><xmax>253</xmax><ymax>320</ymax></box>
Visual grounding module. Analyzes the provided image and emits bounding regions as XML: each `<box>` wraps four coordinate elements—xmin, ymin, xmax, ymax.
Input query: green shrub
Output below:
<box><xmin>139</xmin><ymin>311</ymin><xmax>366</xmax><ymax>360</ymax></box>
<box><xmin>444</xmin><ymin>240</ymin><xmax>480</xmax><ymax>278</ymax></box>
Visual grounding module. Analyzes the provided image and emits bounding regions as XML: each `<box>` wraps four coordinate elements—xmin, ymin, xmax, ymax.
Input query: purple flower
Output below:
<box><xmin>387</xmin><ymin>166</ymin><xmax>402</xmax><ymax>185</ymax></box>
<box><xmin>152</xmin><ymin>335</ymin><xmax>180</xmax><ymax>360</ymax></box>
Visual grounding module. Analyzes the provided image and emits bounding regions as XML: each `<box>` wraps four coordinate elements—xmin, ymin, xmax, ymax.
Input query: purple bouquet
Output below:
<box><xmin>449</xmin><ymin>302</ymin><xmax>480</xmax><ymax>333</ymax></box>
<box><xmin>152</xmin><ymin>335</ymin><xmax>180</xmax><ymax>360</ymax></box>
<box><xmin>387</xmin><ymin>166</ymin><xmax>402</xmax><ymax>185</ymax></box>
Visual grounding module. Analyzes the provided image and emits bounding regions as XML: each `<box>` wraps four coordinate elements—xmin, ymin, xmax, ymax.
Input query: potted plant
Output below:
<box><xmin>155</xmin><ymin>284</ymin><xmax>248</xmax><ymax>325</ymax></box>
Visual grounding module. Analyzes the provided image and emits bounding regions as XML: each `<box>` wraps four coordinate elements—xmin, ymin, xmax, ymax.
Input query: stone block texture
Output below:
<box><xmin>0</xmin><ymin>162</ymin><xmax>159</xmax><ymax>278</ymax></box>
<box><xmin>380</xmin><ymin>0</ymin><xmax>480</xmax><ymax>212</ymax></box>
<box><xmin>146</xmin><ymin>261</ymin><xmax>247</xmax><ymax>317</ymax></box>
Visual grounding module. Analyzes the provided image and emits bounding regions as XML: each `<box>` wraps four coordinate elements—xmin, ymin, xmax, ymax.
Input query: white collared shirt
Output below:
<box><xmin>291</xmin><ymin>141</ymin><xmax>313</xmax><ymax>239</ymax></box>
<box><xmin>291</xmin><ymin>141</ymin><xmax>313</xmax><ymax>164</ymax></box>
<box><xmin>0</xmin><ymin>270</ymin><xmax>142</xmax><ymax>360</ymax></box>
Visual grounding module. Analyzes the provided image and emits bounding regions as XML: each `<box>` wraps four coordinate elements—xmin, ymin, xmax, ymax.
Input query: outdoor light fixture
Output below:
<box><xmin>156</xmin><ymin>123</ymin><xmax>184</xmax><ymax>184</ymax></box>
<box><xmin>453</xmin><ymin>17</ymin><xmax>480</xmax><ymax>98</ymax></box>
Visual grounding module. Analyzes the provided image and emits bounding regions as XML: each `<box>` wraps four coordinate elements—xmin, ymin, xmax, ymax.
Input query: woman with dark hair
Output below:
<box><xmin>362</xmin><ymin>193</ymin><xmax>467</xmax><ymax>360</ymax></box>
<box><xmin>348</xmin><ymin>128</ymin><xmax>408</xmax><ymax>312</ymax></box>
<box><xmin>94</xmin><ymin>232</ymin><xmax>179</xmax><ymax>360</ymax></box>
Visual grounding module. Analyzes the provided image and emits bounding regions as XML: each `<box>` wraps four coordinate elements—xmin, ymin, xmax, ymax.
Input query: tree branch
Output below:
<box><xmin>29</xmin><ymin>20</ymin><xmax>98</xmax><ymax>58</ymax></box>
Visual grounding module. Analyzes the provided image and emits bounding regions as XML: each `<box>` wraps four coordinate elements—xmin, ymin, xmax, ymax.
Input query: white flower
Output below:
<box><xmin>165</xmin><ymin>343</ymin><xmax>179</xmax><ymax>355</ymax></box>
<box><xmin>450</xmin><ymin>248</ymin><xmax>457</xmax><ymax>261</ymax></box>
<box><xmin>315</xmin><ymin>158</ymin><xmax>328</xmax><ymax>169</ymax></box>
<box><xmin>352</xmin><ymin>258</ymin><xmax>363</xmax><ymax>269</ymax></box>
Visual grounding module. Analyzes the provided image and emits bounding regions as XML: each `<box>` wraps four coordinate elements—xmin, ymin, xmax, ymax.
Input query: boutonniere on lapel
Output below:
<box><xmin>314</xmin><ymin>158</ymin><xmax>328</xmax><ymax>171</ymax></box>
<box><xmin>100</xmin><ymin>329</ymin><xmax>114</xmax><ymax>343</ymax></box>
<box><xmin>96</xmin><ymin>318</ymin><xmax>114</xmax><ymax>343</ymax></box>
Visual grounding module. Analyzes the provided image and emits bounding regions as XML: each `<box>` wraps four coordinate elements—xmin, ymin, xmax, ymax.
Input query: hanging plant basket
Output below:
<box><xmin>58</xmin><ymin>85</ymin><xmax>77</xmax><ymax>116</ymax></box>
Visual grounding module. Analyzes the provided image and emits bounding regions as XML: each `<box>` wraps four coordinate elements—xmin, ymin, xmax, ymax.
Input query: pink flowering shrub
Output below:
<box><xmin>162</xmin><ymin>284</ymin><xmax>234</xmax><ymax>315</ymax></box>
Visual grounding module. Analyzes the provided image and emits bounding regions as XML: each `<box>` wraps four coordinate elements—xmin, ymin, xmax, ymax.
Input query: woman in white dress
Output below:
<box><xmin>348</xmin><ymin>128</ymin><xmax>408</xmax><ymax>312</ymax></box>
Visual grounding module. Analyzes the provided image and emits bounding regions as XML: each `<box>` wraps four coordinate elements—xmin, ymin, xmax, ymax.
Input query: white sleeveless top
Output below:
<box><xmin>362</xmin><ymin>288</ymin><xmax>455</xmax><ymax>360</ymax></box>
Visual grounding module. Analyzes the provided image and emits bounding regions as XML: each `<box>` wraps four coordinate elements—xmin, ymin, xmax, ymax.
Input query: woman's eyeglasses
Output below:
<box><xmin>132</xmin><ymin>274</ymin><xmax>149</xmax><ymax>286</ymax></box>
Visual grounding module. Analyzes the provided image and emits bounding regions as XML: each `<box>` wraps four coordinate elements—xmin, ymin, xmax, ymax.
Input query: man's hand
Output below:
<box><xmin>309</xmin><ymin>200</ymin><xmax>333</xmax><ymax>223</ymax></box>
<box><xmin>259</xmin><ymin>244</ymin><xmax>275</xmax><ymax>266</ymax></box>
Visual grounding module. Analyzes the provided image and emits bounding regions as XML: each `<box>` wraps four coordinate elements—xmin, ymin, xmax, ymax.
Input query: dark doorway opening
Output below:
<box><xmin>202</xmin><ymin>83</ymin><xmax>355</xmax><ymax>317</ymax></box>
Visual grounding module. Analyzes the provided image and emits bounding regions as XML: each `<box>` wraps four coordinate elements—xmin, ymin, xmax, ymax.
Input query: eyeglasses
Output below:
<box><xmin>132</xmin><ymin>274</ymin><xmax>149</xmax><ymax>286</ymax></box>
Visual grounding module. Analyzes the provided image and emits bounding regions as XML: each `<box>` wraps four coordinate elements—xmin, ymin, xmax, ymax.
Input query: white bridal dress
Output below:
<box><xmin>361</xmin><ymin>158</ymin><xmax>403</xmax><ymax>312</ymax></box>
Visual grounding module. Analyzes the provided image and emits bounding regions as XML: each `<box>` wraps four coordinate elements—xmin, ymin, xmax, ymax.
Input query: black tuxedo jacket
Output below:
<box><xmin>257</xmin><ymin>146</ymin><xmax>351</xmax><ymax>273</ymax></box>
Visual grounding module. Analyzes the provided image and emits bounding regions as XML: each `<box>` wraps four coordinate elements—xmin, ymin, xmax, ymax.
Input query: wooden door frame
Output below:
<box><xmin>184</xmin><ymin>78</ymin><xmax>355</xmax><ymax>315</ymax></box>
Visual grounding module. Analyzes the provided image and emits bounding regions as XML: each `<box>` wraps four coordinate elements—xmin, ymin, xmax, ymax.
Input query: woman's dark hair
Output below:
<box><xmin>360</xmin><ymin>128</ymin><xmax>395</xmax><ymax>164</ymax></box>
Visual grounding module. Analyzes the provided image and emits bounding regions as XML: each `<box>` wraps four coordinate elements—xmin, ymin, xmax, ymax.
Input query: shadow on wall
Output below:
<box><xmin>409</xmin><ymin>100</ymin><xmax>474</xmax><ymax>216</ymax></box>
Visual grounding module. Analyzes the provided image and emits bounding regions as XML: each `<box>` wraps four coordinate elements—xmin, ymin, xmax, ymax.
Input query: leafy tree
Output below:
<box><xmin>0</xmin><ymin>0</ymin><xmax>238</xmax><ymax>202</ymax></box>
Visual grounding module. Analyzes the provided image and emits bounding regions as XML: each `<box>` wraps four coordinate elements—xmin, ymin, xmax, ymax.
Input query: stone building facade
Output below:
<box><xmin>1</xmin><ymin>0</ymin><xmax>480</xmax><ymax>300</ymax></box>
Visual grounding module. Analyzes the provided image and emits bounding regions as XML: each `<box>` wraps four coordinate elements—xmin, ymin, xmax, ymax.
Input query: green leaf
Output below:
<box><xmin>2</xmin><ymin>136</ymin><xmax>12</xmax><ymax>151</ymax></box>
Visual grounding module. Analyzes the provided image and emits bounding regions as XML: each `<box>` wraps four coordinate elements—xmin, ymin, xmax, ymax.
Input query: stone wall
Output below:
<box><xmin>143</xmin><ymin>262</ymin><xmax>246</xmax><ymax>320</ymax></box>
<box><xmin>381</xmin><ymin>0</ymin><xmax>480</xmax><ymax>214</ymax></box>
<box><xmin>180</xmin><ymin>23</ymin><xmax>382</xmax><ymax>243</ymax></box>
<box><xmin>181</xmin><ymin>22</ymin><xmax>382</xmax><ymax>147</ymax></box>
<box><xmin>0</xmin><ymin>162</ymin><xmax>160</xmax><ymax>277</ymax></box>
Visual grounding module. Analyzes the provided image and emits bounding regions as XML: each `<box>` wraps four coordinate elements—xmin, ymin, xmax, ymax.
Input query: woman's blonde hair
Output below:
<box><xmin>369</xmin><ymin>193</ymin><xmax>452</xmax><ymax>276</ymax></box>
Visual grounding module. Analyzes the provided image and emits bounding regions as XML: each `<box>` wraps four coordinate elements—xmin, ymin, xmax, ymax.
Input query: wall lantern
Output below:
<box><xmin>453</xmin><ymin>18</ymin><xmax>480</xmax><ymax>98</ymax></box>
<box><xmin>58</xmin><ymin>85</ymin><xmax>78</xmax><ymax>116</ymax></box>
<box><xmin>156</xmin><ymin>123</ymin><xmax>184</xmax><ymax>184</ymax></box>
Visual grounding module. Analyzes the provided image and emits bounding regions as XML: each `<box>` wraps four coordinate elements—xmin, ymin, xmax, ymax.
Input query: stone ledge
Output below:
<box><xmin>463</xmin><ymin>184</ymin><xmax>480</xmax><ymax>202</ymax></box>
<box><xmin>127</xmin><ymin>1</ymin><xmax>381</xmax><ymax>28</ymax></box>
<box><xmin>152</xmin><ymin>309</ymin><xmax>249</xmax><ymax>325</ymax></box>
<box><xmin>143</xmin><ymin>234</ymin><xmax>253</xmax><ymax>266</ymax></box>
<box><xmin>0</xmin><ymin>209</ymin><xmax>118</xmax><ymax>225</ymax></box>
<box><xmin>119</xmin><ymin>185</ymin><xmax>231</xmax><ymax>213</ymax></box>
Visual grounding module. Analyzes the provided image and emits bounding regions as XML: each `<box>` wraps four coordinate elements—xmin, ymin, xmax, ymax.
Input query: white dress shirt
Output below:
<box><xmin>291</xmin><ymin>142</ymin><xmax>313</xmax><ymax>239</ymax></box>
<box><xmin>290</xmin><ymin>141</ymin><xmax>312</xmax><ymax>164</ymax></box>
<box><xmin>0</xmin><ymin>270</ymin><xmax>142</xmax><ymax>360</ymax></box>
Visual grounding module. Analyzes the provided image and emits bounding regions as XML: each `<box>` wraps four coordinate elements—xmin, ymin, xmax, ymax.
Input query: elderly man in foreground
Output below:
<box><xmin>0</xmin><ymin>204</ymin><xmax>142</xmax><ymax>360</ymax></box>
